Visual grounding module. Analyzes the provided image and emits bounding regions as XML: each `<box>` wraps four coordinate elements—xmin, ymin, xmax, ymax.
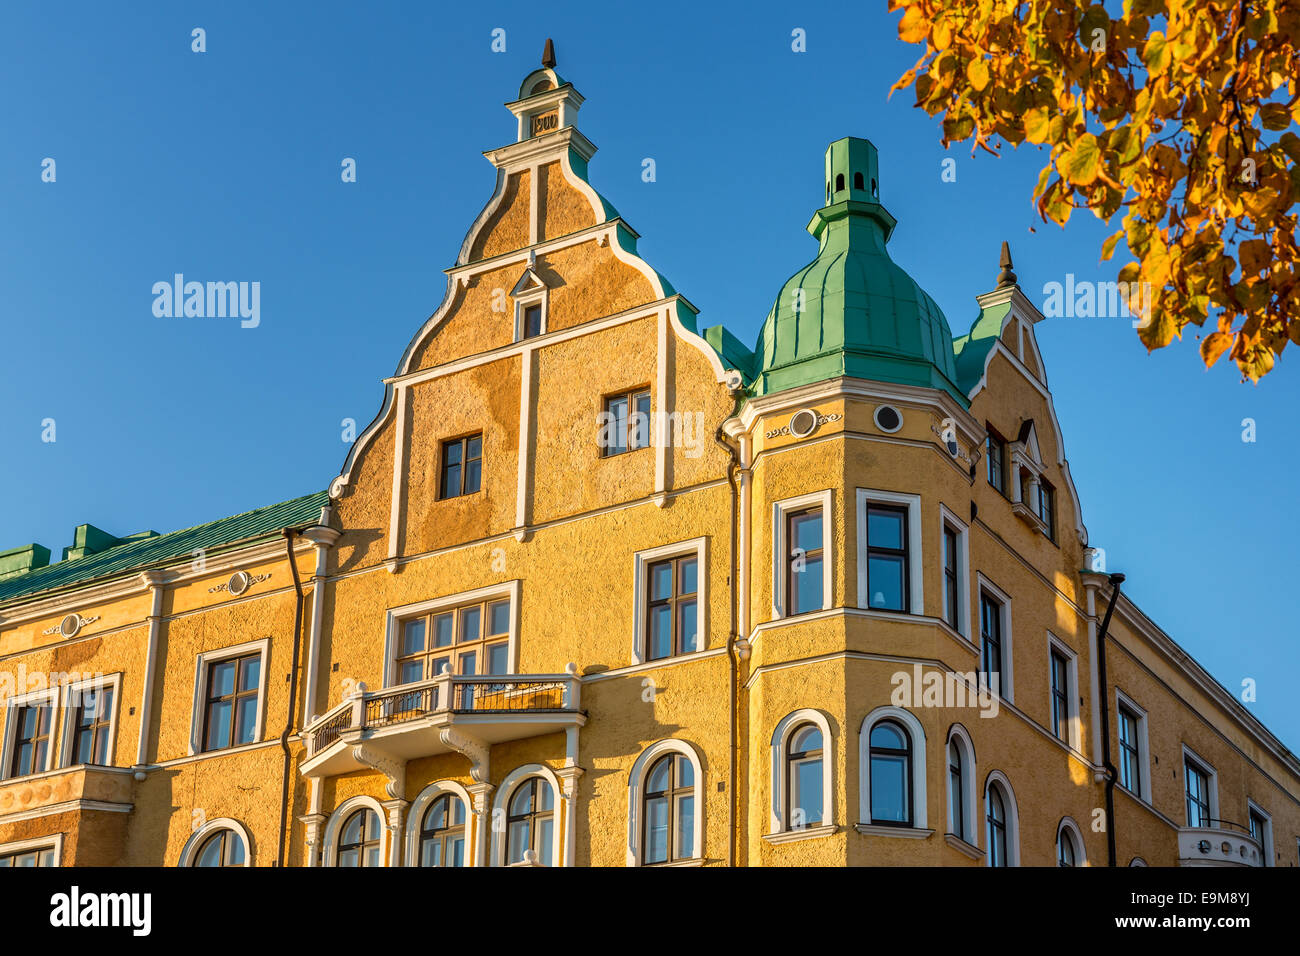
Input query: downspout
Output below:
<box><xmin>1095</xmin><ymin>571</ymin><xmax>1125</xmax><ymax>867</ymax></box>
<box><xmin>277</xmin><ymin>528</ymin><xmax>306</xmax><ymax>867</ymax></box>
<box><xmin>714</xmin><ymin>421</ymin><xmax>742</xmax><ymax>868</ymax></box>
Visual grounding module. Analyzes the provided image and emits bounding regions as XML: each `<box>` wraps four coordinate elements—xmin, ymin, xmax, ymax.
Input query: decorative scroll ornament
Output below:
<box><xmin>209</xmin><ymin>571</ymin><xmax>270</xmax><ymax>594</ymax></box>
<box><xmin>765</xmin><ymin>410</ymin><xmax>842</xmax><ymax>440</ymax></box>
<box><xmin>44</xmin><ymin>613</ymin><xmax>100</xmax><ymax>637</ymax></box>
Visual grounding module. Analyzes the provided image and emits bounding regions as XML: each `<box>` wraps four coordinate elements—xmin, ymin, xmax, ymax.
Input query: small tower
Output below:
<box><xmin>507</xmin><ymin>38</ymin><xmax>585</xmax><ymax>143</ymax></box>
<box><xmin>823</xmin><ymin>137</ymin><xmax>881</xmax><ymax>206</ymax></box>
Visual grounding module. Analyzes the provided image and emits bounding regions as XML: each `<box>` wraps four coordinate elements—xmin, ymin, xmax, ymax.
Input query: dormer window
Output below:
<box><xmin>510</xmin><ymin>263</ymin><xmax>548</xmax><ymax>341</ymax></box>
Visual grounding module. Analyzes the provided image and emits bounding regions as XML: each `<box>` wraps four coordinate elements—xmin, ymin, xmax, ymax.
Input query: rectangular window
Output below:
<box><xmin>865</xmin><ymin>505</ymin><xmax>908</xmax><ymax>612</ymax></box>
<box><xmin>399</xmin><ymin>597</ymin><xmax>511</xmax><ymax>681</ymax></box>
<box><xmin>986</xmin><ymin>431</ymin><xmax>1006</xmax><ymax>494</ymax></box>
<box><xmin>0</xmin><ymin>846</ymin><xmax>56</xmax><ymax>867</ymax></box>
<box><xmin>646</xmin><ymin>554</ymin><xmax>699</xmax><ymax>660</ymax></box>
<box><xmin>787</xmin><ymin>508</ymin><xmax>824</xmax><ymax>615</ymax></box>
<box><xmin>1248</xmin><ymin>809</ymin><xmax>1268</xmax><ymax>851</ymax></box>
<box><xmin>70</xmin><ymin>685</ymin><xmax>115</xmax><ymax>766</ymax></box>
<box><xmin>1118</xmin><ymin>705</ymin><xmax>1141</xmax><ymax>795</ymax></box>
<box><xmin>1050</xmin><ymin>650</ymin><xmax>1069</xmax><ymax>742</ymax></box>
<box><xmin>440</xmin><ymin>434</ymin><xmax>483</xmax><ymax>498</ymax></box>
<box><xmin>942</xmin><ymin>525</ymin><xmax>959</xmax><ymax>629</ymax></box>
<box><xmin>1038</xmin><ymin>481</ymin><xmax>1056</xmax><ymax>539</ymax></box>
<box><xmin>9</xmin><ymin>703</ymin><xmax>53</xmax><ymax>777</ymax></box>
<box><xmin>523</xmin><ymin>304</ymin><xmax>543</xmax><ymax>338</ymax></box>
<box><xmin>1184</xmin><ymin>759</ymin><xmax>1211</xmax><ymax>828</ymax></box>
<box><xmin>203</xmin><ymin>653</ymin><xmax>261</xmax><ymax>752</ymax></box>
<box><xmin>602</xmin><ymin>388</ymin><xmax>651</xmax><ymax>457</ymax></box>
<box><xmin>980</xmin><ymin>592</ymin><xmax>1003</xmax><ymax>692</ymax></box>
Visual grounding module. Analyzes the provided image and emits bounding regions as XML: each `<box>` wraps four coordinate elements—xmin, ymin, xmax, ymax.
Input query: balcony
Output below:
<box><xmin>1177</xmin><ymin>820</ymin><xmax>1265</xmax><ymax>867</ymax></box>
<box><xmin>299</xmin><ymin>672</ymin><xmax>585</xmax><ymax>781</ymax></box>
<box><xmin>0</xmin><ymin>764</ymin><xmax>134</xmax><ymax>821</ymax></box>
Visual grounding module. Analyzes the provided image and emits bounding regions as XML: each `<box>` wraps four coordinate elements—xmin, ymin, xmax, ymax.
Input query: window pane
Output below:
<box><xmin>459</xmin><ymin>651</ymin><xmax>477</xmax><ymax>676</ymax></box>
<box><xmin>607</xmin><ymin>396</ymin><xmax>628</xmax><ymax>454</ymax></box>
<box><xmin>648</xmin><ymin>606</ymin><xmax>672</xmax><ymax>659</ymax></box>
<box><xmin>867</xmin><ymin>509</ymin><xmax>903</xmax><ymax>549</ymax></box>
<box><xmin>238</xmin><ymin>656</ymin><xmax>260</xmax><ymax>693</ymax></box>
<box><xmin>632</xmin><ymin>392</ymin><xmax>652</xmax><ymax>448</ymax></box>
<box><xmin>402</xmin><ymin>619</ymin><xmax>426</xmax><ymax>655</ymax></box>
<box><xmin>235</xmin><ymin>696</ymin><xmax>258</xmax><ymax>745</ymax></box>
<box><xmin>679</xmin><ymin>557</ymin><xmax>698</xmax><ymax>595</ymax></box>
<box><xmin>487</xmin><ymin>643</ymin><xmax>509</xmax><ymax>675</ymax></box>
<box><xmin>678</xmin><ymin>600</ymin><xmax>698</xmax><ymax>653</ymax></box>
<box><xmin>645</xmin><ymin>795</ymin><xmax>669</xmax><ymax>863</ymax></box>
<box><xmin>445</xmin><ymin>442</ymin><xmax>463</xmax><ymax>466</ymax></box>
<box><xmin>870</xmin><ymin>722</ymin><xmax>906</xmax><ymax>750</ymax></box>
<box><xmin>538</xmin><ymin>781</ymin><xmax>554</xmax><ymax>811</ymax></box>
<box><xmin>794</xmin><ymin>757</ymin><xmax>823</xmax><ymax>825</ymax></box>
<box><xmin>399</xmin><ymin>660</ymin><xmax>423</xmax><ymax>684</ymax></box>
<box><xmin>206</xmin><ymin>700</ymin><xmax>232</xmax><ymax>750</ymax></box>
<box><xmin>441</xmin><ymin>462</ymin><xmax>461</xmax><ymax>498</ymax></box>
<box><xmin>211</xmin><ymin>661</ymin><xmax>236</xmax><ymax>698</ymax></box>
<box><xmin>871</xmin><ymin>754</ymin><xmax>909</xmax><ymax>823</ymax></box>
<box><xmin>791</xmin><ymin>512</ymin><xmax>822</xmax><ymax>552</ymax></box>
<box><xmin>792</xmin><ymin>725</ymin><xmax>822</xmax><ymax>752</ymax></box>
<box><xmin>650</xmin><ymin>562</ymin><xmax>672</xmax><ymax>601</ymax></box>
<box><xmin>867</xmin><ymin>555</ymin><xmax>905</xmax><ymax>610</ymax></box>
<box><xmin>464</xmin><ymin>458</ymin><xmax>482</xmax><ymax>494</ymax></box>
<box><xmin>538</xmin><ymin>818</ymin><xmax>554</xmax><ymax>866</ymax></box>
<box><xmin>676</xmin><ymin>793</ymin><xmax>695</xmax><ymax>858</ymax></box>
<box><xmin>459</xmin><ymin>606</ymin><xmax>481</xmax><ymax>643</ymax></box>
<box><xmin>793</xmin><ymin>555</ymin><xmax>823</xmax><ymax>614</ymax></box>
<box><xmin>489</xmin><ymin>601</ymin><xmax>510</xmax><ymax>635</ymax></box>
<box><xmin>433</xmin><ymin>613</ymin><xmax>454</xmax><ymax>647</ymax></box>
<box><xmin>647</xmin><ymin>757</ymin><xmax>671</xmax><ymax>793</ymax></box>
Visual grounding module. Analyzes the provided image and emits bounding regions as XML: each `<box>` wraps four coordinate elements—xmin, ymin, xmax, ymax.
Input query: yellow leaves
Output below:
<box><xmin>1143</xmin><ymin>31</ymin><xmax>1169</xmax><ymax>72</ymax></box>
<box><xmin>1101</xmin><ymin>229</ymin><xmax>1125</xmax><ymax>260</ymax></box>
<box><xmin>1238</xmin><ymin>238</ymin><xmax>1272</xmax><ymax>276</ymax></box>
<box><xmin>968</xmin><ymin>58</ymin><xmax>991</xmax><ymax>91</ymax></box>
<box><xmin>898</xmin><ymin>6</ymin><xmax>929</xmax><ymax>44</ymax></box>
<box><xmin>934</xmin><ymin>19</ymin><xmax>954</xmax><ymax>50</ymax></box>
<box><xmin>1259</xmin><ymin>103</ymin><xmax>1291</xmax><ymax>131</ymax></box>
<box><xmin>1066</xmin><ymin>133</ymin><xmax>1104</xmax><ymax>185</ymax></box>
<box><xmin>1200</xmin><ymin>331</ymin><xmax>1233</xmax><ymax>367</ymax></box>
<box><xmin>1024</xmin><ymin>107</ymin><xmax>1052</xmax><ymax>144</ymax></box>
<box><xmin>1241</xmin><ymin>187</ymin><xmax>1278</xmax><ymax>223</ymax></box>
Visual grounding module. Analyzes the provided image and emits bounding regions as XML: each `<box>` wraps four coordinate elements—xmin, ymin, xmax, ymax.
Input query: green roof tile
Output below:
<box><xmin>0</xmin><ymin>491</ymin><xmax>328</xmax><ymax>605</ymax></box>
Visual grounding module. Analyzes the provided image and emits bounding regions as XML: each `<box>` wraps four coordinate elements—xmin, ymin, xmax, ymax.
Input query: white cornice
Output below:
<box><xmin>484</xmin><ymin>126</ymin><xmax>597</xmax><ymax>170</ymax></box>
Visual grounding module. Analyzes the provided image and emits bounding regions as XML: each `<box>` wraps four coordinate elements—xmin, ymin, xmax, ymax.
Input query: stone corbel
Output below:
<box><xmin>556</xmin><ymin>765</ymin><xmax>585</xmax><ymax>800</ymax></box>
<box><xmin>440</xmin><ymin>727</ymin><xmax>490</xmax><ymax>783</ymax></box>
<box><xmin>351</xmin><ymin>744</ymin><xmax>406</xmax><ymax>800</ymax></box>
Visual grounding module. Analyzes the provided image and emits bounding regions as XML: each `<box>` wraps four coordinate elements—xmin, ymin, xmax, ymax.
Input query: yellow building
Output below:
<box><xmin>1</xmin><ymin>50</ymin><xmax>1296</xmax><ymax>869</ymax></box>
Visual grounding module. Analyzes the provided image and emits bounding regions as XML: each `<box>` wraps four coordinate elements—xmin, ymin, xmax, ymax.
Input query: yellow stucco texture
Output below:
<box><xmin>538</xmin><ymin>160</ymin><xmax>597</xmax><ymax>240</ymax></box>
<box><xmin>470</xmin><ymin>169</ymin><xmax>531</xmax><ymax>262</ymax></box>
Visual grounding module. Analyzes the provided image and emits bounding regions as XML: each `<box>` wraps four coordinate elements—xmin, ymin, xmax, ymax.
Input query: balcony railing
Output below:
<box><xmin>305</xmin><ymin>673</ymin><xmax>581</xmax><ymax>758</ymax></box>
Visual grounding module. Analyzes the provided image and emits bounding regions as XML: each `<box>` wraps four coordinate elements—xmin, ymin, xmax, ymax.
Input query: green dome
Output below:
<box><xmin>753</xmin><ymin>138</ymin><xmax>967</xmax><ymax>405</ymax></box>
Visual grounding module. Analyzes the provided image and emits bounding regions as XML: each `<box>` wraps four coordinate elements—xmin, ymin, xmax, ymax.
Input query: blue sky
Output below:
<box><xmin>2</xmin><ymin>2</ymin><xmax>1296</xmax><ymax>751</ymax></box>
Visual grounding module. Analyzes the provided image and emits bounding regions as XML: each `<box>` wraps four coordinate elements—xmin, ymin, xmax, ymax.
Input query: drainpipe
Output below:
<box><xmin>1095</xmin><ymin>572</ymin><xmax>1125</xmax><ymax>867</ymax></box>
<box><xmin>277</xmin><ymin>528</ymin><xmax>306</xmax><ymax>867</ymax></box>
<box><xmin>133</xmin><ymin>570</ymin><xmax>167</xmax><ymax>776</ymax></box>
<box><xmin>713</xmin><ymin>425</ymin><xmax>741</xmax><ymax>867</ymax></box>
<box><xmin>300</xmin><ymin>509</ymin><xmax>341</xmax><ymax>724</ymax></box>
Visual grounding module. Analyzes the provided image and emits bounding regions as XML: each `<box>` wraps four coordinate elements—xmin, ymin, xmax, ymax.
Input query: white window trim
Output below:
<box><xmin>631</xmin><ymin>538</ymin><xmax>708</xmax><ymax>665</ymax></box>
<box><xmin>1181</xmin><ymin>744</ymin><xmax>1219</xmax><ymax>826</ymax></box>
<box><xmin>773</xmin><ymin>491</ymin><xmax>834</xmax><ymax>619</ymax></box>
<box><xmin>178</xmin><ymin>817</ymin><xmax>252</xmax><ymax>867</ymax></box>
<box><xmin>1246</xmin><ymin>799</ymin><xmax>1273</xmax><ymax>866</ymax></box>
<box><xmin>1114</xmin><ymin>688</ymin><xmax>1152</xmax><ymax>804</ymax></box>
<box><xmin>0</xmin><ymin>833</ymin><xmax>63</xmax><ymax>866</ymax></box>
<box><xmin>856</xmin><ymin>488</ymin><xmax>924</xmax><ymax>615</ymax></box>
<box><xmin>945</xmin><ymin>723</ymin><xmax>978</xmax><ymax>845</ymax></box>
<box><xmin>983</xmin><ymin>771</ymin><xmax>1021</xmax><ymax>867</ymax></box>
<box><xmin>1057</xmin><ymin>816</ymin><xmax>1088</xmax><ymax>866</ymax></box>
<box><xmin>491</xmin><ymin>763</ymin><xmax>564</xmax><ymax>867</ymax></box>
<box><xmin>382</xmin><ymin>580</ymin><xmax>522</xmax><ymax>686</ymax></box>
<box><xmin>405</xmin><ymin>780</ymin><xmax>475</xmax><ymax>867</ymax></box>
<box><xmin>937</xmin><ymin>505</ymin><xmax>971</xmax><ymax>639</ymax></box>
<box><xmin>322</xmin><ymin>795</ymin><xmax>389</xmax><ymax>867</ymax></box>
<box><xmin>626</xmin><ymin>739</ymin><xmax>705</xmax><ymax>866</ymax></box>
<box><xmin>1</xmin><ymin>684</ymin><xmax>60</xmax><ymax>780</ymax></box>
<box><xmin>769</xmin><ymin>708</ymin><xmax>834</xmax><ymax>834</ymax></box>
<box><xmin>859</xmin><ymin>705</ymin><xmax>928</xmax><ymax>830</ymax></box>
<box><xmin>1046</xmin><ymin>633</ymin><xmax>1081</xmax><ymax>753</ymax></box>
<box><xmin>511</xmin><ymin>273</ymin><xmax>549</xmax><ymax>342</ymax></box>
<box><xmin>188</xmin><ymin>638</ymin><xmax>270</xmax><ymax>756</ymax></box>
<box><xmin>975</xmin><ymin>573</ymin><xmax>1014</xmax><ymax>703</ymax></box>
<box><xmin>58</xmin><ymin>672</ymin><xmax>122</xmax><ymax>769</ymax></box>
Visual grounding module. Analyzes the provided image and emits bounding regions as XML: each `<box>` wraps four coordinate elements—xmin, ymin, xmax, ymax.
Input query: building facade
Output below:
<box><xmin>1</xmin><ymin>53</ymin><xmax>1297</xmax><ymax>868</ymax></box>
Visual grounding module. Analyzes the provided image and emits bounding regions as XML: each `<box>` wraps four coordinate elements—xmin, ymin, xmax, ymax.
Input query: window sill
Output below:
<box><xmin>763</xmin><ymin>824</ymin><xmax>837</xmax><ymax>845</ymax></box>
<box><xmin>642</xmin><ymin>857</ymin><xmax>705</xmax><ymax>867</ymax></box>
<box><xmin>854</xmin><ymin>824</ymin><xmax>934</xmax><ymax>840</ymax></box>
<box><xmin>944</xmin><ymin>832</ymin><xmax>985</xmax><ymax>860</ymax></box>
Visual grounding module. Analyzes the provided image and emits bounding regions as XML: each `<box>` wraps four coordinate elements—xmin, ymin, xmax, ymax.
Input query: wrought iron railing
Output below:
<box><xmin>304</xmin><ymin>674</ymin><xmax>580</xmax><ymax>756</ymax></box>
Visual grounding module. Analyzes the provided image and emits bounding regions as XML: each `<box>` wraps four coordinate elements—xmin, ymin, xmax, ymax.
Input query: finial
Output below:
<box><xmin>542</xmin><ymin>38</ymin><xmax>556</xmax><ymax>69</ymax></box>
<box><xmin>996</xmin><ymin>241</ymin><xmax>1017</xmax><ymax>287</ymax></box>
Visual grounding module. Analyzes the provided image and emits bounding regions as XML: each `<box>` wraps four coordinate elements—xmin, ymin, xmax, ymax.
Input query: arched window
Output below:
<box><xmin>869</xmin><ymin>720</ymin><xmax>912</xmax><ymax>826</ymax></box>
<box><xmin>1057</xmin><ymin>819</ymin><xmax>1085</xmax><ymax>867</ymax></box>
<box><xmin>507</xmin><ymin>778</ymin><xmax>555</xmax><ymax>865</ymax></box>
<box><xmin>853</xmin><ymin>172</ymin><xmax>864</xmax><ymax>190</ymax></box>
<box><xmin>835</xmin><ymin>173</ymin><xmax>845</xmax><ymax>192</ymax></box>
<box><xmin>193</xmin><ymin>828</ymin><xmax>245</xmax><ymax>867</ymax></box>
<box><xmin>986</xmin><ymin>785</ymin><xmax>1008</xmax><ymax>866</ymax></box>
<box><xmin>948</xmin><ymin>740</ymin><xmax>964</xmax><ymax>837</ymax></box>
<box><xmin>643</xmin><ymin>753</ymin><xmax>695</xmax><ymax>864</ymax></box>
<box><xmin>338</xmin><ymin>808</ymin><xmax>382</xmax><ymax>867</ymax></box>
<box><xmin>787</xmin><ymin>723</ymin><xmax>824</xmax><ymax>828</ymax></box>
<box><xmin>419</xmin><ymin>793</ymin><xmax>467</xmax><ymax>867</ymax></box>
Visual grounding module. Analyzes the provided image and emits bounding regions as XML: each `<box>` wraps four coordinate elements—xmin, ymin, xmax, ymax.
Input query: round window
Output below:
<box><xmin>789</xmin><ymin>409</ymin><xmax>819</xmax><ymax>438</ymax></box>
<box><xmin>874</xmin><ymin>405</ymin><xmax>902</xmax><ymax>433</ymax></box>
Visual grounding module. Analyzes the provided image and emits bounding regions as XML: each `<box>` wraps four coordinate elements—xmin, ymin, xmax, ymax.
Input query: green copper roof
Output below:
<box><xmin>751</xmin><ymin>138</ymin><xmax>967</xmax><ymax>405</ymax></box>
<box><xmin>953</xmin><ymin>297</ymin><xmax>1013</xmax><ymax>395</ymax></box>
<box><xmin>0</xmin><ymin>491</ymin><xmax>328</xmax><ymax>605</ymax></box>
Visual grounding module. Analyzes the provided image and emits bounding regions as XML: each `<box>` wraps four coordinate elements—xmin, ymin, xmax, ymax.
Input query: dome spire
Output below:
<box><xmin>996</xmin><ymin>241</ymin><xmax>1017</xmax><ymax>287</ymax></box>
<box><xmin>542</xmin><ymin>37</ymin><xmax>556</xmax><ymax>69</ymax></box>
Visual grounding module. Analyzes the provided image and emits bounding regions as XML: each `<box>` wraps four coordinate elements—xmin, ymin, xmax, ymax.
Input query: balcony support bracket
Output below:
<box><xmin>440</xmin><ymin>727</ymin><xmax>491</xmax><ymax>783</ymax></box>
<box><xmin>351</xmin><ymin>744</ymin><xmax>406</xmax><ymax>800</ymax></box>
